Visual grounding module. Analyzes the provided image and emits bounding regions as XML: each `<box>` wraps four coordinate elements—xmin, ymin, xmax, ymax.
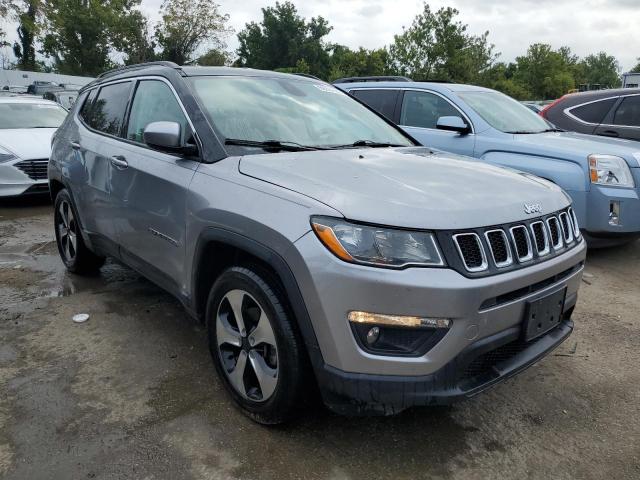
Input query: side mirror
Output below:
<box><xmin>436</xmin><ymin>116</ymin><xmax>470</xmax><ymax>135</ymax></box>
<box><xmin>143</xmin><ymin>121</ymin><xmax>198</xmax><ymax>156</ymax></box>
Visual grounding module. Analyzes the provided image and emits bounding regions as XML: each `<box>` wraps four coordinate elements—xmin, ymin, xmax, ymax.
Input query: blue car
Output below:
<box><xmin>335</xmin><ymin>79</ymin><xmax>640</xmax><ymax>246</ymax></box>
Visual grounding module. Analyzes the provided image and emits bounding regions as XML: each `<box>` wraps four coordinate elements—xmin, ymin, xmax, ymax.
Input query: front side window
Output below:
<box><xmin>400</xmin><ymin>90</ymin><xmax>460</xmax><ymax>129</ymax></box>
<box><xmin>612</xmin><ymin>96</ymin><xmax>640</xmax><ymax>127</ymax></box>
<box><xmin>458</xmin><ymin>91</ymin><xmax>552</xmax><ymax>133</ymax></box>
<box><xmin>188</xmin><ymin>76</ymin><xmax>412</xmax><ymax>152</ymax></box>
<box><xmin>126</xmin><ymin>80</ymin><xmax>189</xmax><ymax>144</ymax></box>
<box><xmin>351</xmin><ymin>89</ymin><xmax>399</xmax><ymax>120</ymax></box>
<box><xmin>569</xmin><ymin>98</ymin><xmax>616</xmax><ymax>124</ymax></box>
<box><xmin>0</xmin><ymin>102</ymin><xmax>67</xmax><ymax>129</ymax></box>
<box><xmin>85</xmin><ymin>82</ymin><xmax>132</xmax><ymax>136</ymax></box>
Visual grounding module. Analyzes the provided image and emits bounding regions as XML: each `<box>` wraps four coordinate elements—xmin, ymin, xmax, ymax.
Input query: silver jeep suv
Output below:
<box><xmin>49</xmin><ymin>62</ymin><xmax>586</xmax><ymax>423</ymax></box>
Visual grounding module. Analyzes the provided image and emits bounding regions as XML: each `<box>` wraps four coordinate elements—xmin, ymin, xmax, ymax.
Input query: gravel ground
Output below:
<box><xmin>0</xmin><ymin>197</ymin><xmax>639</xmax><ymax>480</ymax></box>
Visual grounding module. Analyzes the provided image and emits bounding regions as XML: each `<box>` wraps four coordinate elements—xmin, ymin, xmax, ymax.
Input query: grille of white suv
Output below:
<box><xmin>443</xmin><ymin>207</ymin><xmax>581</xmax><ymax>277</ymax></box>
<box><xmin>15</xmin><ymin>159</ymin><xmax>48</xmax><ymax>180</ymax></box>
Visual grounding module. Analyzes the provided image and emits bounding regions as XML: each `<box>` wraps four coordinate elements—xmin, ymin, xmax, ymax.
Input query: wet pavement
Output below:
<box><xmin>1</xmin><ymin>197</ymin><xmax>639</xmax><ymax>480</ymax></box>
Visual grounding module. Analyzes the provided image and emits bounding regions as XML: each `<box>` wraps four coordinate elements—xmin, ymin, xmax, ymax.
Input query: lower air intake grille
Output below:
<box><xmin>15</xmin><ymin>159</ymin><xmax>48</xmax><ymax>180</ymax></box>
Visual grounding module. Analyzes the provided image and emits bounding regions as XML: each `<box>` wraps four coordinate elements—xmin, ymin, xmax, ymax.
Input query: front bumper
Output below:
<box><xmin>0</xmin><ymin>162</ymin><xmax>48</xmax><ymax>197</ymax></box>
<box><xmin>292</xmin><ymin>231</ymin><xmax>586</xmax><ymax>413</ymax></box>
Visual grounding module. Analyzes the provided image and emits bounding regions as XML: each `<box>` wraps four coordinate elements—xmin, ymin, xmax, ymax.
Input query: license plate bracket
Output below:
<box><xmin>522</xmin><ymin>288</ymin><xmax>566</xmax><ymax>342</ymax></box>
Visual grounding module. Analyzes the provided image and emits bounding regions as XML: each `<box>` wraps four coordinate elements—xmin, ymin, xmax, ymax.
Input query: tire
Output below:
<box><xmin>54</xmin><ymin>188</ymin><xmax>105</xmax><ymax>274</ymax></box>
<box><xmin>206</xmin><ymin>265</ymin><xmax>309</xmax><ymax>424</ymax></box>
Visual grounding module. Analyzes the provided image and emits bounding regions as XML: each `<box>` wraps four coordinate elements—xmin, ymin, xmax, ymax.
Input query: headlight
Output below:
<box><xmin>311</xmin><ymin>216</ymin><xmax>444</xmax><ymax>268</ymax></box>
<box><xmin>588</xmin><ymin>154</ymin><xmax>635</xmax><ymax>188</ymax></box>
<box><xmin>0</xmin><ymin>146</ymin><xmax>17</xmax><ymax>164</ymax></box>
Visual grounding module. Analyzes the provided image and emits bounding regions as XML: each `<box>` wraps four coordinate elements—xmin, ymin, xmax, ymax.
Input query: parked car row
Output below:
<box><xmin>334</xmin><ymin>78</ymin><xmax>640</xmax><ymax>247</ymax></box>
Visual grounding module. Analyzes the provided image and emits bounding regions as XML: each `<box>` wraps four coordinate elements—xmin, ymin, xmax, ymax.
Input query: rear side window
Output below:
<box><xmin>85</xmin><ymin>82</ymin><xmax>132</xmax><ymax>136</ymax></box>
<box><xmin>568</xmin><ymin>98</ymin><xmax>616</xmax><ymax>124</ymax></box>
<box><xmin>79</xmin><ymin>89</ymin><xmax>97</xmax><ymax>120</ymax></box>
<box><xmin>400</xmin><ymin>90</ymin><xmax>460</xmax><ymax>129</ymax></box>
<box><xmin>126</xmin><ymin>80</ymin><xmax>189</xmax><ymax>144</ymax></box>
<box><xmin>612</xmin><ymin>96</ymin><xmax>640</xmax><ymax>127</ymax></box>
<box><xmin>351</xmin><ymin>89</ymin><xmax>399</xmax><ymax>120</ymax></box>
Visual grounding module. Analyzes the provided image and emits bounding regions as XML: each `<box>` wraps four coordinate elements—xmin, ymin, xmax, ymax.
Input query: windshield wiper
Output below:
<box><xmin>329</xmin><ymin>139</ymin><xmax>406</xmax><ymax>149</ymax></box>
<box><xmin>224</xmin><ymin>138</ymin><xmax>325</xmax><ymax>151</ymax></box>
<box><xmin>541</xmin><ymin>128</ymin><xmax>565</xmax><ymax>132</ymax></box>
<box><xmin>505</xmin><ymin>130</ymin><xmax>539</xmax><ymax>134</ymax></box>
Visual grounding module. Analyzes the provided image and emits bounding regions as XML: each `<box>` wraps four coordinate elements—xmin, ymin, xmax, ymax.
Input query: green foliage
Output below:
<box><xmin>327</xmin><ymin>45</ymin><xmax>390</xmax><ymax>82</ymax></box>
<box><xmin>631</xmin><ymin>59</ymin><xmax>640</xmax><ymax>73</ymax></box>
<box><xmin>121</xmin><ymin>12</ymin><xmax>156</xmax><ymax>65</ymax></box>
<box><xmin>236</xmin><ymin>1</ymin><xmax>332</xmax><ymax>78</ymax></box>
<box><xmin>7</xmin><ymin>0</ymin><xmax>41</xmax><ymax>71</ymax></box>
<box><xmin>155</xmin><ymin>0</ymin><xmax>231</xmax><ymax>65</ymax></box>
<box><xmin>196</xmin><ymin>48</ymin><xmax>231</xmax><ymax>66</ymax></box>
<box><xmin>388</xmin><ymin>4</ymin><xmax>497</xmax><ymax>82</ymax></box>
<box><xmin>42</xmin><ymin>0</ymin><xmax>146</xmax><ymax>76</ymax></box>
<box><xmin>511</xmin><ymin>44</ymin><xmax>577</xmax><ymax>99</ymax></box>
<box><xmin>579</xmin><ymin>52</ymin><xmax>621</xmax><ymax>88</ymax></box>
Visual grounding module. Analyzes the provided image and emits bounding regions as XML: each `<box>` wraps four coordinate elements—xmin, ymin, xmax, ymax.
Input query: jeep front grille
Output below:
<box><xmin>453</xmin><ymin>233</ymin><xmax>487</xmax><ymax>272</ymax></box>
<box><xmin>440</xmin><ymin>207</ymin><xmax>582</xmax><ymax>276</ymax></box>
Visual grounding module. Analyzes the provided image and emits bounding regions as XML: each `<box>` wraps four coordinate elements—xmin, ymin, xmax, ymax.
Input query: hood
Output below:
<box><xmin>0</xmin><ymin>128</ymin><xmax>56</xmax><ymax>160</ymax></box>
<box><xmin>239</xmin><ymin>147</ymin><xmax>570</xmax><ymax>230</ymax></box>
<box><xmin>514</xmin><ymin>131</ymin><xmax>640</xmax><ymax>167</ymax></box>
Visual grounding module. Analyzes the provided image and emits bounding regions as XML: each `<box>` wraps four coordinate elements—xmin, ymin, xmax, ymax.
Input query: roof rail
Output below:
<box><xmin>332</xmin><ymin>76</ymin><xmax>413</xmax><ymax>84</ymax></box>
<box><xmin>293</xmin><ymin>73</ymin><xmax>322</xmax><ymax>81</ymax></box>
<box><xmin>96</xmin><ymin>61</ymin><xmax>181</xmax><ymax>80</ymax></box>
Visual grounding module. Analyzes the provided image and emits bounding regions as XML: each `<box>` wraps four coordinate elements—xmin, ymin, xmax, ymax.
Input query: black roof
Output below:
<box><xmin>332</xmin><ymin>76</ymin><xmax>413</xmax><ymax>84</ymax></box>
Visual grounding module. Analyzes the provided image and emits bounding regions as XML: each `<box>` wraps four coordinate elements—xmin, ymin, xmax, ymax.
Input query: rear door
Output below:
<box><xmin>397</xmin><ymin>90</ymin><xmax>475</xmax><ymax>156</ymax></box>
<box><xmin>594</xmin><ymin>94</ymin><xmax>640</xmax><ymax>141</ymax></box>
<box><xmin>565</xmin><ymin>97</ymin><xmax>617</xmax><ymax>136</ymax></box>
<box><xmin>73</xmin><ymin>81</ymin><xmax>133</xmax><ymax>249</ymax></box>
<box><xmin>109</xmin><ymin>78</ymin><xmax>199</xmax><ymax>294</ymax></box>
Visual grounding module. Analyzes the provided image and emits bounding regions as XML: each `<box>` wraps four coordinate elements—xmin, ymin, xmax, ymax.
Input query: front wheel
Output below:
<box><xmin>206</xmin><ymin>266</ymin><xmax>309</xmax><ymax>424</ymax></box>
<box><xmin>54</xmin><ymin>189</ymin><xmax>105</xmax><ymax>274</ymax></box>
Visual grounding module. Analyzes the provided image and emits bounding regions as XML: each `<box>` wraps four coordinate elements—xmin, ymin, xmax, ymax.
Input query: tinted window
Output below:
<box><xmin>127</xmin><ymin>80</ymin><xmax>189</xmax><ymax>144</ymax></box>
<box><xmin>612</xmin><ymin>96</ymin><xmax>640</xmax><ymax>127</ymax></box>
<box><xmin>569</xmin><ymin>98</ymin><xmax>616</xmax><ymax>124</ymax></box>
<box><xmin>79</xmin><ymin>89</ymin><xmax>97</xmax><ymax>120</ymax></box>
<box><xmin>86</xmin><ymin>82</ymin><xmax>132</xmax><ymax>136</ymax></box>
<box><xmin>188</xmin><ymin>77</ymin><xmax>412</xmax><ymax>151</ymax></box>
<box><xmin>351</xmin><ymin>89</ymin><xmax>399</xmax><ymax>120</ymax></box>
<box><xmin>0</xmin><ymin>103</ymin><xmax>67</xmax><ymax>129</ymax></box>
<box><xmin>400</xmin><ymin>91</ymin><xmax>460</xmax><ymax>129</ymax></box>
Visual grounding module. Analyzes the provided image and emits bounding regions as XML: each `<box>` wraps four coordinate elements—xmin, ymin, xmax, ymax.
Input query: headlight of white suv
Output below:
<box><xmin>0</xmin><ymin>146</ymin><xmax>18</xmax><ymax>164</ymax></box>
<box><xmin>588</xmin><ymin>154</ymin><xmax>635</xmax><ymax>188</ymax></box>
<box><xmin>311</xmin><ymin>216</ymin><xmax>444</xmax><ymax>268</ymax></box>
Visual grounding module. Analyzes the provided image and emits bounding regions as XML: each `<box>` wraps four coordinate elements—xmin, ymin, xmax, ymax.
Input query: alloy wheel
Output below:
<box><xmin>56</xmin><ymin>200</ymin><xmax>77</xmax><ymax>262</ymax></box>
<box><xmin>216</xmin><ymin>289</ymin><xmax>279</xmax><ymax>402</ymax></box>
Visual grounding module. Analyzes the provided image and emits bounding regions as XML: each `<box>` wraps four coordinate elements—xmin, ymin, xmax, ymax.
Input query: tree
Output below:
<box><xmin>388</xmin><ymin>4</ymin><xmax>497</xmax><ymax>82</ymax></box>
<box><xmin>513</xmin><ymin>44</ymin><xmax>577</xmax><ymax>99</ymax></box>
<box><xmin>631</xmin><ymin>59</ymin><xmax>640</xmax><ymax>73</ymax></box>
<box><xmin>5</xmin><ymin>0</ymin><xmax>42</xmax><ymax>71</ymax></box>
<box><xmin>155</xmin><ymin>0</ymin><xmax>231</xmax><ymax>65</ymax></box>
<box><xmin>578</xmin><ymin>52</ymin><xmax>621</xmax><ymax>88</ymax></box>
<box><xmin>196</xmin><ymin>48</ymin><xmax>230</xmax><ymax>66</ymax></box>
<box><xmin>121</xmin><ymin>11</ymin><xmax>156</xmax><ymax>65</ymax></box>
<box><xmin>235</xmin><ymin>1</ymin><xmax>332</xmax><ymax>78</ymax></box>
<box><xmin>327</xmin><ymin>45</ymin><xmax>390</xmax><ymax>82</ymax></box>
<box><xmin>42</xmin><ymin>0</ymin><xmax>146</xmax><ymax>76</ymax></box>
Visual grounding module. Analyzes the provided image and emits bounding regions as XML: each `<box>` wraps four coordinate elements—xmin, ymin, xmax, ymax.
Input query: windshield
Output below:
<box><xmin>0</xmin><ymin>103</ymin><xmax>68</xmax><ymax>129</ymax></box>
<box><xmin>458</xmin><ymin>91</ymin><xmax>552</xmax><ymax>133</ymax></box>
<box><xmin>188</xmin><ymin>76</ymin><xmax>413</xmax><ymax>151</ymax></box>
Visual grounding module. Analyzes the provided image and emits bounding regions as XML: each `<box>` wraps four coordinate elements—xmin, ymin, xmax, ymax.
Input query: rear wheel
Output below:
<box><xmin>206</xmin><ymin>266</ymin><xmax>308</xmax><ymax>424</ymax></box>
<box><xmin>54</xmin><ymin>189</ymin><xmax>105</xmax><ymax>274</ymax></box>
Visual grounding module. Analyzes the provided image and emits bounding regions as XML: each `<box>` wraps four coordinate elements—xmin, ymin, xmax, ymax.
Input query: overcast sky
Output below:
<box><xmin>2</xmin><ymin>0</ymin><xmax>639</xmax><ymax>71</ymax></box>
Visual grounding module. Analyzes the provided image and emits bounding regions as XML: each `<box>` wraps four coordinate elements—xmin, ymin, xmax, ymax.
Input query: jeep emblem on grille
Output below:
<box><xmin>524</xmin><ymin>203</ymin><xmax>543</xmax><ymax>214</ymax></box>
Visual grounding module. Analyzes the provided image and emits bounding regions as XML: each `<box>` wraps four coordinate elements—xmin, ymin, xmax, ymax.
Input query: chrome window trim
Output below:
<box><xmin>347</xmin><ymin>87</ymin><xmax>476</xmax><ymax>134</ymax></box>
<box><xmin>546</xmin><ymin>216</ymin><xmax>564</xmax><ymax>250</ymax></box>
<box><xmin>509</xmin><ymin>225</ymin><xmax>534</xmax><ymax>262</ymax></box>
<box><xmin>453</xmin><ymin>233</ymin><xmax>488</xmax><ymax>272</ymax></box>
<box><xmin>529</xmin><ymin>221</ymin><xmax>551</xmax><ymax>256</ymax></box>
<box><xmin>484</xmin><ymin>229</ymin><xmax>513</xmax><ymax>268</ymax></box>
<box><xmin>564</xmin><ymin>93</ymin><xmax>640</xmax><ymax>129</ymax></box>
<box><xmin>559</xmin><ymin>212</ymin><xmax>574</xmax><ymax>244</ymax></box>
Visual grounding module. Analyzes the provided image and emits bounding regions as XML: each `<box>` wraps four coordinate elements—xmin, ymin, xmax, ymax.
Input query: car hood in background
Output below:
<box><xmin>239</xmin><ymin>147</ymin><xmax>570</xmax><ymax>230</ymax></box>
<box><xmin>0</xmin><ymin>128</ymin><xmax>56</xmax><ymax>160</ymax></box>
<box><xmin>514</xmin><ymin>131</ymin><xmax>640</xmax><ymax>167</ymax></box>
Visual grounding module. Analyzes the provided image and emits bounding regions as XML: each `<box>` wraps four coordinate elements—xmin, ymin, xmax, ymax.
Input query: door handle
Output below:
<box><xmin>110</xmin><ymin>155</ymin><xmax>129</xmax><ymax>169</ymax></box>
<box><xmin>70</xmin><ymin>142</ymin><xmax>81</xmax><ymax>150</ymax></box>
<box><xmin>599</xmin><ymin>130</ymin><xmax>619</xmax><ymax>138</ymax></box>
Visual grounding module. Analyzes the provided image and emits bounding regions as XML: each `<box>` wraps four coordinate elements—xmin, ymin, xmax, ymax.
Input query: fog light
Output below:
<box><xmin>609</xmin><ymin>201</ymin><xmax>621</xmax><ymax>226</ymax></box>
<box><xmin>366</xmin><ymin>326</ymin><xmax>380</xmax><ymax>345</ymax></box>
<box><xmin>348</xmin><ymin>311</ymin><xmax>451</xmax><ymax>329</ymax></box>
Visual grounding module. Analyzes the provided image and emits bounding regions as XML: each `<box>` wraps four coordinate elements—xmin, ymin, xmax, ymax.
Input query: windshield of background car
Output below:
<box><xmin>188</xmin><ymin>76</ymin><xmax>414</xmax><ymax>151</ymax></box>
<box><xmin>0</xmin><ymin>103</ymin><xmax>68</xmax><ymax>129</ymax></box>
<box><xmin>458</xmin><ymin>91</ymin><xmax>552</xmax><ymax>133</ymax></box>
